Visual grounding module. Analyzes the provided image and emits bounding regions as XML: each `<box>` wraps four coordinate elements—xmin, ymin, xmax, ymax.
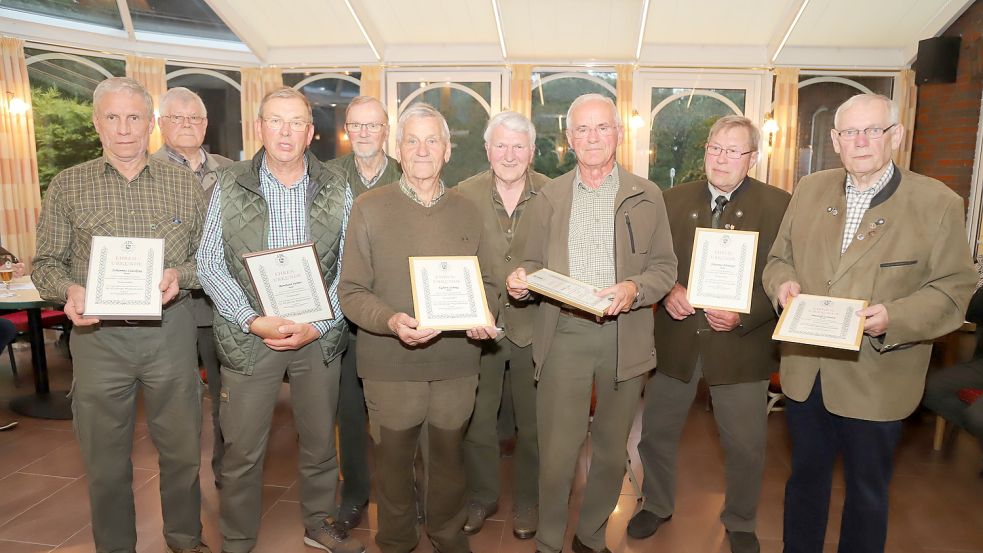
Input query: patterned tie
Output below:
<box><xmin>711</xmin><ymin>195</ymin><xmax>729</xmax><ymax>229</ymax></box>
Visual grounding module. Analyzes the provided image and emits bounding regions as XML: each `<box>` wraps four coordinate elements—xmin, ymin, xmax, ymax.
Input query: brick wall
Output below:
<box><xmin>910</xmin><ymin>0</ymin><xmax>983</xmax><ymax>199</ymax></box>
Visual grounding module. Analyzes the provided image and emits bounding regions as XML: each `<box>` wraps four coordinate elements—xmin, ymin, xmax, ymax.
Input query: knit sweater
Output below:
<box><xmin>339</xmin><ymin>184</ymin><xmax>498</xmax><ymax>381</ymax></box>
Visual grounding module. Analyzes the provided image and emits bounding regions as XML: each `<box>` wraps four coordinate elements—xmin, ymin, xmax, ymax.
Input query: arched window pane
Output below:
<box><xmin>166</xmin><ymin>68</ymin><xmax>243</xmax><ymax>160</ymax></box>
<box><xmin>3</xmin><ymin>0</ymin><xmax>123</xmax><ymax>29</ymax></box>
<box><xmin>26</xmin><ymin>50</ymin><xmax>123</xmax><ymax>194</ymax></box>
<box><xmin>531</xmin><ymin>72</ymin><xmax>616</xmax><ymax>178</ymax></box>
<box><xmin>796</xmin><ymin>76</ymin><xmax>894</xmax><ymax>181</ymax></box>
<box><xmin>284</xmin><ymin>73</ymin><xmax>361</xmax><ymax>162</ymax></box>
<box><xmin>127</xmin><ymin>0</ymin><xmax>239</xmax><ymax>42</ymax></box>
<box><xmin>397</xmin><ymin>84</ymin><xmax>491</xmax><ymax>186</ymax></box>
<box><xmin>649</xmin><ymin>88</ymin><xmax>745</xmax><ymax>189</ymax></box>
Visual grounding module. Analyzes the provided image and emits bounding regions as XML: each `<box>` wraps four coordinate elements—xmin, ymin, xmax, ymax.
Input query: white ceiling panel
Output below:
<box><xmin>357</xmin><ymin>0</ymin><xmax>499</xmax><ymax>47</ymax></box>
<box><xmin>642</xmin><ymin>0</ymin><xmax>789</xmax><ymax>46</ymax></box>
<box><xmin>785</xmin><ymin>0</ymin><xmax>955</xmax><ymax>48</ymax></box>
<box><xmin>500</xmin><ymin>0</ymin><xmax>641</xmax><ymax>60</ymax></box>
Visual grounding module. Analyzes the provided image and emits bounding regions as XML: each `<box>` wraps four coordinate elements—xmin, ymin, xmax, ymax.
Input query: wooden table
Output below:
<box><xmin>0</xmin><ymin>277</ymin><xmax>72</xmax><ymax>420</ymax></box>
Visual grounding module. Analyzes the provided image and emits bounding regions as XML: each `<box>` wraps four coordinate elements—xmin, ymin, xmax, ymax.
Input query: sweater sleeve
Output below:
<box><xmin>338</xmin><ymin>199</ymin><xmax>399</xmax><ymax>335</ymax></box>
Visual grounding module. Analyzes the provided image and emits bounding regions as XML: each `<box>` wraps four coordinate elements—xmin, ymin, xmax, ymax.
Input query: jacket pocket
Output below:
<box><xmin>879</xmin><ymin>260</ymin><xmax>917</xmax><ymax>268</ymax></box>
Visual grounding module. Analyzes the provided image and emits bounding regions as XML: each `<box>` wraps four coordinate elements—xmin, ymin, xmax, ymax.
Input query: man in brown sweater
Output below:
<box><xmin>339</xmin><ymin>102</ymin><xmax>499</xmax><ymax>553</ymax></box>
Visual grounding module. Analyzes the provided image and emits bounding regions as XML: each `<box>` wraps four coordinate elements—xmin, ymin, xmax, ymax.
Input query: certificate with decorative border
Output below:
<box><xmin>242</xmin><ymin>243</ymin><xmax>334</xmax><ymax>324</ymax></box>
<box><xmin>525</xmin><ymin>268</ymin><xmax>613</xmax><ymax>317</ymax></box>
<box><xmin>409</xmin><ymin>256</ymin><xmax>493</xmax><ymax>330</ymax></box>
<box><xmin>686</xmin><ymin>228</ymin><xmax>758</xmax><ymax>314</ymax></box>
<box><xmin>84</xmin><ymin>236</ymin><xmax>164</xmax><ymax>320</ymax></box>
<box><xmin>772</xmin><ymin>294</ymin><xmax>867</xmax><ymax>351</ymax></box>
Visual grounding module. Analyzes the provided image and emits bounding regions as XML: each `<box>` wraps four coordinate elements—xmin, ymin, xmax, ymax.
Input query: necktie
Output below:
<box><xmin>711</xmin><ymin>195</ymin><xmax>729</xmax><ymax>229</ymax></box>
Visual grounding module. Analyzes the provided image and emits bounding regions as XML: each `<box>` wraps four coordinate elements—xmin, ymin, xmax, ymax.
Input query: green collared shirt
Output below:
<box><xmin>399</xmin><ymin>176</ymin><xmax>446</xmax><ymax>207</ymax></box>
<box><xmin>491</xmin><ymin>179</ymin><xmax>535</xmax><ymax>244</ymax></box>
<box><xmin>32</xmin><ymin>155</ymin><xmax>205</xmax><ymax>302</ymax></box>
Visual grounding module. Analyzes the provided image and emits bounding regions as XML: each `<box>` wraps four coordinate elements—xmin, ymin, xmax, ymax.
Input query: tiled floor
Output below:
<box><xmin>1</xmin><ymin>338</ymin><xmax>982</xmax><ymax>553</ymax></box>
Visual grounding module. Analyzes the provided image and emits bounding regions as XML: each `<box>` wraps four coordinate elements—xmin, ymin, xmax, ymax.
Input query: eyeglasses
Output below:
<box><xmin>263</xmin><ymin>117</ymin><xmax>310</xmax><ymax>132</ymax></box>
<box><xmin>162</xmin><ymin>114</ymin><xmax>206</xmax><ymax>126</ymax></box>
<box><xmin>705</xmin><ymin>144</ymin><xmax>755</xmax><ymax>159</ymax></box>
<box><xmin>834</xmin><ymin>123</ymin><xmax>897</xmax><ymax>140</ymax></box>
<box><xmin>570</xmin><ymin>124</ymin><xmax>617</xmax><ymax>139</ymax></box>
<box><xmin>345</xmin><ymin>122</ymin><xmax>386</xmax><ymax>134</ymax></box>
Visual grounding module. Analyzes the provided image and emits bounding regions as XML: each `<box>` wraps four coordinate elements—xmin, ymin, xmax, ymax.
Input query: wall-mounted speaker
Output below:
<box><xmin>913</xmin><ymin>36</ymin><xmax>961</xmax><ymax>84</ymax></box>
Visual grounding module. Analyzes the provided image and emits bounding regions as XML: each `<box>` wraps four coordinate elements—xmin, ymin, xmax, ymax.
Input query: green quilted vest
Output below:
<box><xmin>213</xmin><ymin>149</ymin><xmax>349</xmax><ymax>375</ymax></box>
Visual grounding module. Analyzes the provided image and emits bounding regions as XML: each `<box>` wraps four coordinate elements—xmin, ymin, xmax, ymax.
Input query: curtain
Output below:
<box><xmin>615</xmin><ymin>64</ymin><xmax>635</xmax><ymax>167</ymax></box>
<box><xmin>0</xmin><ymin>36</ymin><xmax>42</xmax><ymax>266</ymax></box>
<box><xmin>768</xmin><ymin>67</ymin><xmax>800</xmax><ymax>192</ymax></box>
<box><xmin>893</xmin><ymin>69</ymin><xmax>917</xmax><ymax>170</ymax></box>
<box><xmin>240</xmin><ymin>67</ymin><xmax>284</xmax><ymax>158</ymax></box>
<box><xmin>125</xmin><ymin>55</ymin><xmax>167</xmax><ymax>154</ymax></box>
<box><xmin>359</xmin><ymin>65</ymin><xmax>383</xmax><ymax>101</ymax></box>
<box><xmin>509</xmin><ymin>64</ymin><xmax>533</xmax><ymax>119</ymax></box>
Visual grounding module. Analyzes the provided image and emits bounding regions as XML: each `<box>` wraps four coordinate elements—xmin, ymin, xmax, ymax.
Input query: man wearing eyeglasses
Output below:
<box><xmin>506</xmin><ymin>93</ymin><xmax>676</xmax><ymax>553</ymax></box>
<box><xmin>628</xmin><ymin>116</ymin><xmax>789</xmax><ymax>553</ymax></box>
<box><xmin>154</xmin><ymin>86</ymin><xmax>233</xmax><ymax>490</ymax></box>
<box><xmin>325</xmin><ymin>95</ymin><xmax>402</xmax><ymax>530</ymax></box>
<box><xmin>197</xmin><ymin>87</ymin><xmax>363</xmax><ymax>553</ymax></box>
<box><xmin>763</xmin><ymin>93</ymin><xmax>976</xmax><ymax>553</ymax></box>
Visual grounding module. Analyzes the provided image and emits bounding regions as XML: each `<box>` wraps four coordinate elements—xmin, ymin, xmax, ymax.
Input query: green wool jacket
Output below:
<box><xmin>325</xmin><ymin>152</ymin><xmax>402</xmax><ymax>197</ymax></box>
<box><xmin>212</xmin><ymin>148</ymin><xmax>350</xmax><ymax>375</ymax></box>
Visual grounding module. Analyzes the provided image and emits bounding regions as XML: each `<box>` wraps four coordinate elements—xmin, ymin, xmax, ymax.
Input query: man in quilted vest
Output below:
<box><xmin>197</xmin><ymin>87</ymin><xmax>362</xmax><ymax>553</ymax></box>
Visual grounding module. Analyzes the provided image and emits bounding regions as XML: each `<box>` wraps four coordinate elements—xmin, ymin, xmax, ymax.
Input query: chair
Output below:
<box><xmin>766</xmin><ymin>371</ymin><xmax>785</xmax><ymax>413</ymax></box>
<box><xmin>932</xmin><ymin>388</ymin><xmax>982</xmax><ymax>451</ymax></box>
<box><xmin>0</xmin><ymin>309</ymin><xmax>71</xmax><ymax>386</ymax></box>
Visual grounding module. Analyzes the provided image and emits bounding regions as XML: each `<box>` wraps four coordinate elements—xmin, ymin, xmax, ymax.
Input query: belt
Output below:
<box><xmin>559</xmin><ymin>306</ymin><xmax>611</xmax><ymax>325</ymax></box>
<box><xmin>98</xmin><ymin>319</ymin><xmax>162</xmax><ymax>327</ymax></box>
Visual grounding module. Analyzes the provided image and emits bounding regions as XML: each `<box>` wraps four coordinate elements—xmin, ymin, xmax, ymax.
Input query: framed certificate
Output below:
<box><xmin>773</xmin><ymin>294</ymin><xmax>868</xmax><ymax>351</ymax></box>
<box><xmin>409</xmin><ymin>256</ymin><xmax>493</xmax><ymax>330</ymax></box>
<box><xmin>84</xmin><ymin>236</ymin><xmax>164</xmax><ymax>320</ymax></box>
<box><xmin>686</xmin><ymin>228</ymin><xmax>757</xmax><ymax>314</ymax></box>
<box><xmin>525</xmin><ymin>268</ymin><xmax>613</xmax><ymax>317</ymax></box>
<box><xmin>242</xmin><ymin>243</ymin><xmax>334</xmax><ymax>324</ymax></box>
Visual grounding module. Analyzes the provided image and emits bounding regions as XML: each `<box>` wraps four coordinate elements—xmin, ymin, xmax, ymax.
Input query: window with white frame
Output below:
<box><xmin>286</xmin><ymin>72</ymin><xmax>361</xmax><ymax>162</ymax></box>
<box><xmin>166</xmin><ymin>66</ymin><xmax>243</xmax><ymax>160</ymax></box>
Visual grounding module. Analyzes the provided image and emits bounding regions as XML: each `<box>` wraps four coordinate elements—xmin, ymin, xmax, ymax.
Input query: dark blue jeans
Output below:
<box><xmin>783</xmin><ymin>377</ymin><xmax>902</xmax><ymax>553</ymax></box>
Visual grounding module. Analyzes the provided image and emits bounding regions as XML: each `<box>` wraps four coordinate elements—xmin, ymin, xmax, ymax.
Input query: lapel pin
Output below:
<box><xmin>827</xmin><ymin>206</ymin><xmax>838</xmax><ymax>215</ymax></box>
<box><xmin>735</xmin><ymin>210</ymin><xmax>743</xmax><ymax>218</ymax></box>
<box><xmin>725</xmin><ymin>224</ymin><xmax>735</xmax><ymax>230</ymax></box>
<box><xmin>876</xmin><ymin>218</ymin><xmax>885</xmax><ymax>225</ymax></box>
<box><xmin>856</xmin><ymin>233</ymin><xmax>865</xmax><ymax>241</ymax></box>
<box><xmin>690</xmin><ymin>212</ymin><xmax>698</xmax><ymax>219</ymax></box>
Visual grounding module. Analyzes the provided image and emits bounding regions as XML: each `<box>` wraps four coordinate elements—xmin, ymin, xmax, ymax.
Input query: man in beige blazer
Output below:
<box><xmin>153</xmin><ymin>86</ymin><xmax>232</xmax><ymax>489</ymax></box>
<box><xmin>507</xmin><ymin>94</ymin><xmax>676</xmax><ymax>553</ymax></box>
<box><xmin>629</xmin><ymin>116</ymin><xmax>790</xmax><ymax>553</ymax></box>
<box><xmin>763</xmin><ymin>93</ymin><xmax>976</xmax><ymax>553</ymax></box>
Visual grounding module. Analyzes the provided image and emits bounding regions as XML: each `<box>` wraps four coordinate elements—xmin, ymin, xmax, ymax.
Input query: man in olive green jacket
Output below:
<box><xmin>763</xmin><ymin>93</ymin><xmax>976</xmax><ymax>553</ymax></box>
<box><xmin>457</xmin><ymin>111</ymin><xmax>550</xmax><ymax>539</ymax></box>
<box><xmin>629</xmin><ymin>116</ymin><xmax>790</xmax><ymax>553</ymax></box>
<box><xmin>507</xmin><ymin>94</ymin><xmax>676</xmax><ymax>553</ymax></box>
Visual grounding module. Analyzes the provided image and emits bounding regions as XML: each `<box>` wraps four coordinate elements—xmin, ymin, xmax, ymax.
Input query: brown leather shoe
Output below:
<box><xmin>571</xmin><ymin>535</ymin><xmax>611</xmax><ymax>553</ymax></box>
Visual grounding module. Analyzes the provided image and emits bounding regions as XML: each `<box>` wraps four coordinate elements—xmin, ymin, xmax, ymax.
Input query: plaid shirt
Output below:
<box><xmin>399</xmin><ymin>177</ymin><xmax>446</xmax><ymax>207</ymax></box>
<box><xmin>568</xmin><ymin>167</ymin><xmax>619</xmax><ymax>288</ymax></box>
<box><xmin>33</xmin><ymin>156</ymin><xmax>204</xmax><ymax>303</ymax></box>
<box><xmin>356</xmin><ymin>155</ymin><xmax>390</xmax><ymax>188</ymax></box>
<box><xmin>841</xmin><ymin>163</ymin><xmax>894</xmax><ymax>254</ymax></box>
<box><xmin>197</xmin><ymin>155</ymin><xmax>352</xmax><ymax>335</ymax></box>
<box><xmin>163</xmin><ymin>145</ymin><xmax>208</xmax><ymax>183</ymax></box>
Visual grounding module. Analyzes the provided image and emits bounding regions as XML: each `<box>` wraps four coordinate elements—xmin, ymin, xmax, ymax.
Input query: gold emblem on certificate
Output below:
<box><xmin>242</xmin><ymin>243</ymin><xmax>334</xmax><ymax>324</ymax></box>
<box><xmin>84</xmin><ymin>236</ymin><xmax>164</xmax><ymax>320</ymax></box>
<box><xmin>772</xmin><ymin>294</ymin><xmax>867</xmax><ymax>351</ymax></box>
<box><xmin>409</xmin><ymin>256</ymin><xmax>493</xmax><ymax>330</ymax></box>
<box><xmin>525</xmin><ymin>268</ymin><xmax>613</xmax><ymax>317</ymax></box>
<box><xmin>686</xmin><ymin>228</ymin><xmax>757</xmax><ymax>314</ymax></box>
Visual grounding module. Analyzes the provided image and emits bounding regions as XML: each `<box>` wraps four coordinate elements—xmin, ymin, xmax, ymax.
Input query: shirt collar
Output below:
<box><xmin>574</xmin><ymin>165</ymin><xmax>618</xmax><ymax>192</ymax></box>
<box><xmin>845</xmin><ymin>163</ymin><xmax>894</xmax><ymax>196</ymax></box>
<box><xmin>260</xmin><ymin>153</ymin><xmax>309</xmax><ymax>189</ymax></box>
<box><xmin>707</xmin><ymin>177</ymin><xmax>745</xmax><ymax>207</ymax></box>
<box><xmin>399</xmin><ymin>176</ymin><xmax>446</xmax><ymax>207</ymax></box>
<box><xmin>102</xmin><ymin>154</ymin><xmax>154</xmax><ymax>181</ymax></box>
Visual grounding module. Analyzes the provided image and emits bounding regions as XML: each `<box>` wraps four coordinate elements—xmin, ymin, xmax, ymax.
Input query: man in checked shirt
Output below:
<box><xmin>197</xmin><ymin>87</ymin><xmax>362</xmax><ymax>553</ymax></box>
<box><xmin>33</xmin><ymin>77</ymin><xmax>210</xmax><ymax>553</ymax></box>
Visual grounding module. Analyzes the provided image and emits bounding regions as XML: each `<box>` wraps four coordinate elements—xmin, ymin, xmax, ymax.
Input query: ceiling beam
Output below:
<box><xmin>767</xmin><ymin>0</ymin><xmax>811</xmax><ymax>65</ymax></box>
<box><xmin>114</xmin><ymin>0</ymin><xmax>135</xmax><ymax>41</ymax></box>
<box><xmin>201</xmin><ymin>0</ymin><xmax>270</xmax><ymax>63</ymax></box>
<box><xmin>634</xmin><ymin>0</ymin><xmax>651</xmax><ymax>60</ymax></box>
<box><xmin>902</xmin><ymin>0</ymin><xmax>977</xmax><ymax>65</ymax></box>
<box><xmin>344</xmin><ymin>0</ymin><xmax>383</xmax><ymax>62</ymax></box>
<box><xmin>490</xmin><ymin>0</ymin><xmax>507</xmax><ymax>60</ymax></box>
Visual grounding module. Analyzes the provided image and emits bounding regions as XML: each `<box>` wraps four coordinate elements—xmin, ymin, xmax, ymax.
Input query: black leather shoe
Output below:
<box><xmin>626</xmin><ymin>510</ymin><xmax>671</xmax><ymax>539</ymax></box>
<box><xmin>463</xmin><ymin>501</ymin><xmax>497</xmax><ymax>535</ymax></box>
<box><xmin>726</xmin><ymin>530</ymin><xmax>760</xmax><ymax>553</ymax></box>
<box><xmin>338</xmin><ymin>501</ymin><xmax>367</xmax><ymax>531</ymax></box>
<box><xmin>571</xmin><ymin>535</ymin><xmax>611</xmax><ymax>553</ymax></box>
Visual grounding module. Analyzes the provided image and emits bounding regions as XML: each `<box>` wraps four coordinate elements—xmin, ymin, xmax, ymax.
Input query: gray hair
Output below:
<box><xmin>565</xmin><ymin>93</ymin><xmax>619</xmax><ymax>130</ymax></box>
<box><xmin>483</xmin><ymin>110</ymin><xmax>536</xmax><ymax>145</ymax></box>
<box><xmin>258</xmin><ymin>87</ymin><xmax>313</xmax><ymax>122</ymax></box>
<box><xmin>93</xmin><ymin>77</ymin><xmax>153</xmax><ymax>119</ymax></box>
<box><xmin>834</xmin><ymin>93</ymin><xmax>899</xmax><ymax>129</ymax></box>
<box><xmin>159</xmin><ymin>86</ymin><xmax>207</xmax><ymax>116</ymax></box>
<box><xmin>396</xmin><ymin>102</ymin><xmax>450</xmax><ymax>144</ymax></box>
<box><xmin>707</xmin><ymin>115</ymin><xmax>761</xmax><ymax>152</ymax></box>
<box><xmin>345</xmin><ymin>95</ymin><xmax>388</xmax><ymax>121</ymax></box>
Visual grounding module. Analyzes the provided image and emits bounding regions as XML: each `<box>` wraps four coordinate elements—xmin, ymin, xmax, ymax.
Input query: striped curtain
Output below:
<box><xmin>509</xmin><ymin>64</ymin><xmax>533</xmax><ymax>119</ymax></box>
<box><xmin>892</xmin><ymin>69</ymin><xmax>917</xmax><ymax>170</ymax></box>
<box><xmin>0</xmin><ymin>36</ymin><xmax>42</xmax><ymax>266</ymax></box>
<box><xmin>615</xmin><ymin>64</ymin><xmax>635</xmax><ymax>167</ymax></box>
<box><xmin>768</xmin><ymin>67</ymin><xmax>800</xmax><ymax>192</ymax></box>
<box><xmin>240</xmin><ymin>67</ymin><xmax>284</xmax><ymax>158</ymax></box>
<box><xmin>125</xmin><ymin>55</ymin><xmax>167</xmax><ymax>153</ymax></box>
<box><xmin>359</xmin><ymin>65</ymin><xmax>383</xmax><ymax>101</ymax></box>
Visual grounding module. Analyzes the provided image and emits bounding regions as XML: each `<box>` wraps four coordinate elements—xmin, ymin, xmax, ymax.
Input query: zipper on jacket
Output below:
<box><xmin>625</xmin><ymin>211</ymin><xmax>636</xmax><ymax>254</ymax></box>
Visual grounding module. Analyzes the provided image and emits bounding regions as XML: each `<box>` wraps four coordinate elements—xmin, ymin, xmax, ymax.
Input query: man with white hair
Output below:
<box><xmin>339</xmin><ymin>102</ymin><xmax>499</xmax><ymax>553</ymax></box>
<box><xmin>506</xmin><ymin>93</ymin><xmax>677</xmax><ymax>553</ymax></box>
<box><xmin>154</xmin><ymin>86</ymin><xmax>233</xmax><ymax>488</ymax></box>
<box><xmin>33</xmin><ymin>76</ymin><xmax>209</xmax><ymax>553</ymax></box>
<box><xmin>763</xmin><ymin>93</ymin><xmax>976</xmax><ymax>553</ymax></box>
<box><xmin>457</xmin><ymin>111</ymin><xmax>549</xmax><ymax>539</ymax></box>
